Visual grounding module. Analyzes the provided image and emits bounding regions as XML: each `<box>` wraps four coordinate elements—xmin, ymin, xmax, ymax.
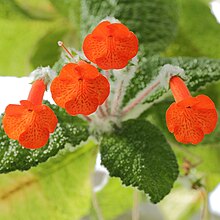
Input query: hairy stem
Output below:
<box><xmin>122</xmin><ymin>80</ymin><xmax>160</xmax><ymax>116</ymax></box>
<box><xmin>111</xmin><ymin>80</ymin><xmax>124</xmax><ymax>116</ymax></box>
<box><xmin>104</xmin><ymin>70</ymin><xmax>110</xmax><ymax>115</ymax></box>
<box><xmin>83</xmin><ymin>115</ymin><xmax>92</xmax><ymax>122</ymax></box>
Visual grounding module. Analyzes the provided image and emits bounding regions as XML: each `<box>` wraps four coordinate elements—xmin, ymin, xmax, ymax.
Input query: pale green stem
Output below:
<box><xmin>91</xmin><ymin>188</ymin><xmax>104</xmax><ymax>220</ymax></box>
<box><xmin>132</xmin><ymin>190</ymin><xmax>140</xmax><ymax>220</ymax></box>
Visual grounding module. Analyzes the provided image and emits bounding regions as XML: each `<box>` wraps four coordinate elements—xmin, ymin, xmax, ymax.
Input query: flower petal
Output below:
<box><xmin>77</xmin><ymin>61</ymin><xmax>100</xmax><ymax>79</ymax></box>
<box><xmin>50</xmin><ymin>77</ymin><xmax>78</xmax><ymax>108</ymax></box>
<box><xmin>3</xmin><ymin>105</ymin><xmax>33</xmax><ymax>140</ymax></box>
<box><xmin>174</xmin><ymin>126</ymin><xmax>204</xmax><ymax>145</ymax></box>
<box><xmin>95</xmin><ymin>54</ymin><xmax>129</xmax><ymax>70</ymax></box>
<box><xmin>4</xmin><ymin>104</ymin><xmax>25</xmax><ymax>116</ymax></box>
<box><xmin>92</xmin><ymin>21</ymin><xmax>111</xmax><ymax>37</ymax></box>
<box><xmin>65</xmin><ymin>93</ymin><xmax>99</xmax><ymax>115</ymax></box>
<box><xmin>19</xmin><ymin>124</ymin><xmax>49</xmax><ymax>149</ymax></box>
<box><xmin>83</xmin><ymin>21</ymin><xmax>138</xmax><ymax>70</ymax></box>
<box><xmin>107</xmin><ymin>23</ymin><xmax>131</xmax><ymax>38</ymax></box>
<box><xmin>86</xmin><ymin>74</ymin><xmax>110</xmax><ymax>105</ymax></box>
<box><xmin>178</xmin><ymin>95</ymin><xmax>218</xmax><ymax>134</ymax></box>
<box><xmin>166</xmin><ymin>102</ymin><xmax>178</xmax><ymax>133</ymax></box>
<box><xmin>83</xmin><ymin>34</ymin><xmax>107</xmax><ymax>64</ymax></box>
<box><xmin>59</xmin><ymin>63</ymin><xmax>80</xmax><ymax>79</ymax></box>
<box><xmin>191</xmin><ymin>95</ymin><xmax>217</xmax><ymax>134</ymax></box>
<box><xmin>35</xmin><ymin>105</ymin><xmax>58</xmax><ymax>133</ymax></box>
<box><xmin>166</xmin><ymin>95</ymin><xmax>218</xmax><ymax>144</ymax></box>
<box><xmin>114</xmin><ymin>31</ymin><xmax>138</xmax><ymax>60</ymax></box>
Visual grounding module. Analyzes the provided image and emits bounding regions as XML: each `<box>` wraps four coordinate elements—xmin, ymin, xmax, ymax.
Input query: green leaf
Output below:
<box><xmin>49</xmin><ymin>0</ymin><xmax>81</xmax><ymax>28</ymax></box>
<box><xmin>0</xmin><ymin>102</ymin><xmax>89</xmax><ymax>173</ymax></box>
<box><xmin>0</xmin><ymin>141</ymin><xmax>97</xmax><ymax>220</ymax></box>
<box><xmin>0</xmin><ymin>0</ymin><xmax>32</xmax><ymax>19</ymax></box>
<box><xmin>30</xmin><ymin>29</ymin><xmax>67</xmax><ymax>68</ymax></box>
<box><xmin>165</xmin><ymin>0</ymin><xmax>220</xmax><ymax>58</ymax></box>
<box><xmin>81</xmin><ymin>0</ymin><xmax>179</xmax><ymax>55</ymax></box>
<box><xmin>92</xmin><ymin>178</ymin><xmax>134</xmax><ymax>220</ymax></box>
<box><xmin>46</xmin><ymin>101</ymin><xmax>90</xmax><ymax>145</ymax></box>
<box><xmin>123</xmin><ymin>56</ymin><xmax>220</xmax><ymax>107</ymax></box>
<box><xmin>0</xmin><ymin>19</ymin><xmax>59</xmax><ymax>76</ymax></box>
<box><xmin>100</xmin><ymin>119</ymin><xmax>179</xmax><ymax>203</ymax></box>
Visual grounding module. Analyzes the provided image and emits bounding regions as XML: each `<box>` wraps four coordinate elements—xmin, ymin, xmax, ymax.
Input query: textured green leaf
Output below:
<box><xmin>123</xmin><ymin>56</ymin><xmax>220</xmax><ymax>106</ymax></box>
<box><xmin>100</xmin><ymin>119</ymin><xmax>179</xmax><ymax>203</ymax></box>
<box><xmin>0</xmin><ymin>141</ymin><xmax>97</xmax><ymax>220</ymax></box>
<box><xmin>0</xmin><ymin>102</ymin><xmax>89</xmax><ymax>173</ymax></box>
<box><xmin>81</xmin><ymin>0</ymin><xmax>179</xmax><ymax>55</ymax></box>
<box><xmin>165</xmin><ymin>0</ymin><xmax>220</xmax><ymax>58</ymax></box>
<box><xmin>47</xmin><ymin>101</ymin><xmax>90</xmax><ymax>145</ymax></box>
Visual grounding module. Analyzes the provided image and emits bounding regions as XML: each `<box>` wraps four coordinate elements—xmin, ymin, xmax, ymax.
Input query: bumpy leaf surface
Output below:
<box><xmin>81</xmin><ymin>0</ymin><xmax>179</xmax><ymax>55</ymax></box>
<box><xmin>123</xmin><ymin>57</ymin><xmax>220</xmax><ymax>106</ymax></box>
<box><xmin>100</xmin><ymin>119</ymin><xmax>179</xmax><ymax>203</ymax></box>
<box><xmin>0</xmin><ymin>102</ymin><xmax>89</xmax><ymax>173</ymax></box>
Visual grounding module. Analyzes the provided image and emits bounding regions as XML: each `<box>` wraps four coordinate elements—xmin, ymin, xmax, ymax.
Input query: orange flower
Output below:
<box><xmin>3</xmin><ymin>80</ymin><xmax>58</xmax><ymax>149</ymax></box>
<box><xmin>83</xmin><ymin>21</ymin><xmax>138</xmax><ymax>70</ymax></box>
<box><xmin>166</xmin><ymin>76</ymin><xmax>218</xmax><ymax>144</ymax></box>
<box><xmin>50</xmin><ymin>61</ymin><xmax>110</xmax><ymax>115</ymax></box>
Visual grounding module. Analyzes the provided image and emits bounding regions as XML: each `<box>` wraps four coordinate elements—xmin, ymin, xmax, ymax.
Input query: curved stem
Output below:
<box><xmin>122</xmin><ymin>80</ymin><xmax>160</xmax><ymax>116</ymax></box>
<box><xmin>83</xmin><ymin>115</ymin><xmax>92</xmax><ymax>122</ymax></box>
<box><xmin>98</xmin><ymin>106</ymin><xmax>107</xmax><ymax>118</ymax></box>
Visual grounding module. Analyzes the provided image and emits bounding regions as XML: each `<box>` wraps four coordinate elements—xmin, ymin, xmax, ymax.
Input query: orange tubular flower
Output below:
<box><xmin>3</xmin><ymin>80</ymin><xmax>58</xmax><ymax>149</ymax></box>
<box><xmin>83</xmin><ymin>21</ymin><xmax>138</xmax><ymax>70</ymax></box>
<box><xmin>50</xmin><ymin>61</ymin><xmax>110</xmax><ymax>115</ymax></box>
<box><xmin>166</xmin><ymin>76</ymin><xmax>218</xmax><ymax>145</ymax></box>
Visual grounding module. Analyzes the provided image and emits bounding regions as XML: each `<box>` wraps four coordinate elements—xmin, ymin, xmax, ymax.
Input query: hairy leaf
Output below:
<box><xmin>81</xmin><ymin>0</ymin><xmax>179</xmax><ymax>55</ymax></box>
<box><xmin>123</xmin><ymin>56</ymin><xmax>220</xmax><ymax>107</ymax></box>
<box><xmin>0</xmin><ymin>102</ymin><xmax>89</xmax><ymax>173</ymax></box>
<box><xmin>100</xmin><ymin>119</ymin><xmax>179</xmax><ymax>203</ymax></box>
